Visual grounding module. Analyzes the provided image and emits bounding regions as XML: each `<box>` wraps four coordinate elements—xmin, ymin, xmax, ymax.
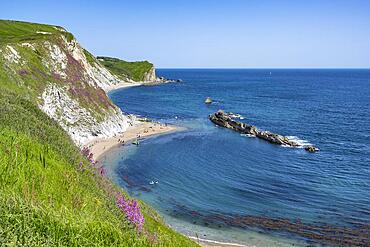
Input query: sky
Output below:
<box><xmin>1</xmin><ymin>0</ymin><xmax>370</xmax><ymax>68</ymax></box>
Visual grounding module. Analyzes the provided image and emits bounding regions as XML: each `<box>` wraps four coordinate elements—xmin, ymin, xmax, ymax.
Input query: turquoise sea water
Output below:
<box><xmin>102</xmin><ymin>69</ymin><xmax>370</xmax><ymax>246</ymax></box>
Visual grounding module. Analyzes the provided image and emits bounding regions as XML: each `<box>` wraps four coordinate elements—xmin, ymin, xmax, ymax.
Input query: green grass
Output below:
<box><xmin>0</xmin><ymin>89</ymin><xmax>197</xmax><ymax>247</ymax></box>
<box><xmin>97</xmin><ymin>56</ymin><xmax>154</xmax><ymax>82</ymax></box>
<box><xmin>83</xmin><ymin>48</ymin><xmax>97</xmax><ymax>65</ymax></box>
<box><xmin>0</xmin><ymin>19</ymin><xmax>69</xmax><ymax>44</ymax></box>
<box><xmin>0</xmin><ymin>20</ymin><xmax>198</xmax><ymax>246</ymax></box>
<box><xmin>0</xmin><ymin>20</ymin><xmax>112</xmax><ymax>121</ymax></box>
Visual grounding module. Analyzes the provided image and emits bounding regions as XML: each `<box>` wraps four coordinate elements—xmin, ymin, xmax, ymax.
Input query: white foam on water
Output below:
<box><xmin>281</xmin><ymin>144</ymin><xmax>294</xmax><ymax>148</ymax></box>
<box><xmin>286</xmin><ymin>136</ymin><xmax>312</xmax><ymax>147</ymax></box>
<box><xmin>188</xmin><ymin>236</ymin><xmax>250</xmax><ymax>247</ymax></box>
<box><xmin>240</xmin><ymin>134</ymin><xmax>255</xmax><ymax>138</ymax></box>
<box><xmin>229</xmin><ymin>113</ymin><xmax>244</xmax><ymax>119</ymax></box>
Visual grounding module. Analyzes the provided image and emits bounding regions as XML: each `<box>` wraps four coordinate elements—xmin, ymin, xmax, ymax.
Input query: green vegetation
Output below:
<box><xmin>0</xmin><ymin>19</ymin><xmax>112</xmax><ymax>120</ymax></box>
<box><xmin>97</xmin><ymin>56</ymin><xmax>154</xmax><ymax>82</ymax></box>
<box><xmin>0</xmin><ymin>20</ymin><xmax>67</xmax><ymax>44</ymax></box>
<box><xmin>83</xmin><ymin>48</ymin><xmax>96</xmax><ymax>65</ymax></box>
<box><xmin>0</xmin><ymin>20</ymin><xmax>197</xmax><ymax>246</ymax></box>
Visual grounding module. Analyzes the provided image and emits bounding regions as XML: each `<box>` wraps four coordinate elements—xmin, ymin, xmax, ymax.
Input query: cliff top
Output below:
<box><xmin>97</xmin><ymin>56</ymin><xmax>154</xmax><ymax>82</ymax></box>
<box><xmin>0</xmin><ymin>19</ymin><xmax>73</xmax><ymax>44</ymax></box>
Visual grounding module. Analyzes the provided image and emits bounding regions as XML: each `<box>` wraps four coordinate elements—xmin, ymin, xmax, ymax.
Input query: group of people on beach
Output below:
<box><xmin>117</xmin><ymin>138</ymin><xmax>125</xmax><ymax>145</ymax></box>
<box><xmin>116</xmin><ymin>133</ymin><xmax>141</xmax><ymax>146</ymax></box>
<box><xmin>84</xmin><ymin>122</ymin><xmax>172</xmax><ymax>159</ymax></box>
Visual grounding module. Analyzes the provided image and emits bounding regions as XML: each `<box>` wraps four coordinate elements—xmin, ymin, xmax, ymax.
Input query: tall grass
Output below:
<box><xmin>0</xmin><ymin>19</ymin><xmax>198</xmax><ymax>246</ymax></box>
<box><xmin>0</xmin><ymin>88</ymin><xmax>197</xmax><ymax>247</ymax></box>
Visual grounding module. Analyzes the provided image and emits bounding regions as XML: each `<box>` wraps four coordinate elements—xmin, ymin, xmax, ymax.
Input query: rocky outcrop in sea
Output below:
<box><xmin>209</xmin><ymin>110</ymin><xmax>319</xmax><ymax>152</ymax></box>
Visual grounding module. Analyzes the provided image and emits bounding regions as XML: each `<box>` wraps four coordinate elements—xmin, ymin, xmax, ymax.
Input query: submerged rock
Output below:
<box><xmin>205</xmin><ymin>97</ymin><xmax>213</xmax><ymax>104</ymax></box>
<box><xmin>209</xmin><ymin>110</ymin><xmax>318</xmax><ymax>152</ymax></box>
<box><xmin>305</xmin><ymin>146</ymin><xmax>319</xmax><ymax>153</ymax></box>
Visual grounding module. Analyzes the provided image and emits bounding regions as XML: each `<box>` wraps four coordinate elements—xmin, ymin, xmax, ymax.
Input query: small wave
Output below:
<box><xmin>149</xmin><ymin>180</ymin><xmax>159</xmax><ymax>185</ymax></box>
<box><xmin>229</xmin><ymin>113</ymin><xmax>244</xmax><ymax>119</ymax></box>
<box><xmin>240</xmin><ymin>134</ymin><xmax>255</xmax><ymax>138</ymax></box>
<box><xmin>286</xmin><ymin>136</ymin><xmax>312</xmax><ymax>147</ymax></box>
<box><xmin>188</xmin><ymin>236</ymin><xmax>248</xmax><ymax>247</ymax></box>
<box><xmin>281</xmin><ymin>144</ymin><xmax>294</xmax><ymax>148</ymax></box>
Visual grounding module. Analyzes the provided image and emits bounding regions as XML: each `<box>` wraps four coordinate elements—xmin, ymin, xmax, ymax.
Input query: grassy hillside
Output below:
<box><xmin>97</xmin><ymin>56</ymin><xmax>154</xmax><ymax>82</ymax></box>
<box><xmin>0</xmin><ymin>20</ymin><xmax>73</xmax><ymax>44</ymax></box>
<box><xmin>0</xmin><ymin>20</ymin><xmax>197</xmax><ymax>246</ymax></box>
<box><xmin>0</xmin><ymin>20</ymin><xmax>114</xmax><ymax>119</ymax></box>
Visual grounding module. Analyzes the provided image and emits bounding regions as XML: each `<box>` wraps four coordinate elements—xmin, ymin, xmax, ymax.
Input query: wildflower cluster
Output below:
<box><xmin>79</xmin><ymin>147</ymin><xmax>144</xmax><ymax>231</ymax></box>
<box><xmin>78</xmin><ymin>146</ymin><xmax>107</xmax><ymax>178</ymax></box>
<box><xmin>81</xmin><ymin>146</ymin><xmax>94</xmax><ymax>164</ymax></box>
<box><xmin>99</xmin><ymin>166</ymin><xmax>106</xmax><ymax>177</ymax></box>
<box><xmin>116</xmin><ymin>193</ymin><xmax>145</xmax><ymax>231</ymax></box>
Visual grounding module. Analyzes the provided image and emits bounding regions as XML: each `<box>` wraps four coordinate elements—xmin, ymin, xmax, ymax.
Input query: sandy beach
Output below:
<box><xmin>105</xmin><ymin>81</ymin><xmax>143</xmax><ymax>92</ymax></box>
<box><xmin>95</xmin><ymin>78</ymin><xmax>246</xmax><ymax>247</ymax></box>
<box><xmin>94</xmin><ymin>81</ymin><xmax>246</xmax><ymax>247</ymax></box>
<box><xmin>86</xmin><ymin>119</ymin><xmax>249</xmax><ymax>247</ymax></box>
<box><xmin>86</xmin><ymin>80</ymin><xmax>181</xmax><ymax>160</ymax></box>
<box><xmin>86</xmin><ymin>120</ymin><xmax>180</xmax><ymax>161</ymax></box>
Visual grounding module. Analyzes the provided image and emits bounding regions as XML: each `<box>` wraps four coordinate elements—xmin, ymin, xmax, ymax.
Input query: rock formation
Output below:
<box><xmin>209</xmin><ymin>110</ymin><xmax>318</xmax><ymax>152</ymax></box>
<box><xmin>143</xmin><ymin>66</ymin><xmax>157</xmax><ymax>82</ymax></box>
<box><xmin>205</xmin><ymin>97</ymin><xmax>213</xmax><ymax>104</ymax></box>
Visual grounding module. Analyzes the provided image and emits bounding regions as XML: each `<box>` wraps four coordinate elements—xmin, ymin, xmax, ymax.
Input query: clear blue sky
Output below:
<box><xmin>1</xmin><ymin>0</ymin><xmax>370</xmax><ymax>68</ymax></box>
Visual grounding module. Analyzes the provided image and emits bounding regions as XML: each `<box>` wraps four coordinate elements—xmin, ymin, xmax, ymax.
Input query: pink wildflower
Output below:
<box><xmin>116</xmin><ymin>193</ymin><xmax>145</xmax><ymax>231</ymax></box>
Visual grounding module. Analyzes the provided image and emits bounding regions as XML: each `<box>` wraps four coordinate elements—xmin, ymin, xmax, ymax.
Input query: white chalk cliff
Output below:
<box><xmin>39</xmin><ymin>83</ymin><xmax>131</xmax><ymax>146</ymax></box>
<box><xmin>1</xmin><ymin>28</ymin><xmax>134</xmax><ymax>147</ymax></box>
<box><xmin>143</xmin><ymin>66</ymin><xmax>158</xmax><ymax>82</ymax></box>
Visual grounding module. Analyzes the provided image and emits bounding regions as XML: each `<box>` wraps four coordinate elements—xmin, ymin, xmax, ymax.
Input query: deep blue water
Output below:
<box><xmin>104</xmin><ymin>69</ymin><xmax>370</xmax><ymax>245</ymax></box>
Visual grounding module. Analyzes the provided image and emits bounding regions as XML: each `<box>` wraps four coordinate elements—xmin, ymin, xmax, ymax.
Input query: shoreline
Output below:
<box><xmin>87</xmin><ymin>120</ymin><xmax>181</xmax><ymax>161</ymax></box>
<box><xmin>105</xmin><ymin>79</ymin><xmax>177</xmax><ymax>93</ymax></box>
<box><xmin>105</xmin><ymin>81</ymin><xmax>143</xmax><ymax>92</ymax></box>
<box><xmin>88</xmin><ymin>119</ymin><xmax>249</xmax><ymax>247</ymax></box>
<box><xmin>94</xmin><ymin>79</ymin><xmax>182</xmax><ymax>160</ymax></box>
<box><xmin>98</xmin><ymin>81</ymin><xmax>250</xmax><ymax>247</ymax></box>
<box><xmin>190</xmin><ymin>237</ymin><xmax>248</xmax><ymax>247</ymax></box>
<box><xmin>104</xmin><ymin>80</ymin><xmax>179</xmax><ymax>93</ymax></box>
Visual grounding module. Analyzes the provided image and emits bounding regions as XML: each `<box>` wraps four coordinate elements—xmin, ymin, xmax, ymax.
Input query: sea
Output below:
<box><xmin>101</xmin><ymin>69</ymin><xmax>370</xmax><ymax>246</ymax></box>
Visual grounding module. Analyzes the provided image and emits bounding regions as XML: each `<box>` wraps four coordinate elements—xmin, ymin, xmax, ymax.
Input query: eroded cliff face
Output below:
<box><xmin>39</xmin><ymin>84</ymin><xmax>130</xmax><ymax>145</ymax></box>
<box><xmin>143</xmin><ymin>66</ymin><xmax>158</xmax><ymax>82</ymax></box>
<box><xmin>0</xmin><ymin>27</ymin><xmax>132</xmax><ymax>146</ymax></box>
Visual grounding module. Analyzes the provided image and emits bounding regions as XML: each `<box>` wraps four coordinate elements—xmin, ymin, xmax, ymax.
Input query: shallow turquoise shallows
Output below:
<box><xmin>102</xmin><ymin>69</ymin><xmax>370</xmax><ymax>246</ymax></box>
